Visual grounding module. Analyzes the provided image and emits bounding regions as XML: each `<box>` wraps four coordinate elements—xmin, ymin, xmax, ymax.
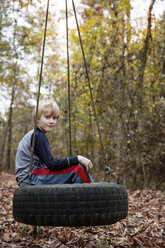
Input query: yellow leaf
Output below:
<box><xmin>23</xmin><ymin>3</ymin><xmax>28</xmax><ymax>8</ymax></box>
<box><xmin>136</xmin><ymin>190</ymin><xmax>141</xmax><ymax>195</ymax></box>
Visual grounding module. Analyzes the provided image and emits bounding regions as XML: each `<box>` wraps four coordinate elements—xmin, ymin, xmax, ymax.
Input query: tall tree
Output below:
<box><xmin>0</xmin><ymin>0</ymin><xmax>59</xmax><ymax>170</ymax></box>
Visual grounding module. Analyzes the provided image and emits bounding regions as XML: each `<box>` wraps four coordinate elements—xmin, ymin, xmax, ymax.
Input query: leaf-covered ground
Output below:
<box><xmin>0</xmin><ymin>172</ymin><xmax>164</xmax><ymax>248</ymax></box>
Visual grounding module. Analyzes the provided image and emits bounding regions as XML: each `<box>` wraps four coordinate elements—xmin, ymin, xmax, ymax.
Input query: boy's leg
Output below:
<box><xmin>31</xmin><ymin>164</ymin><xmax>93</xmax><ymax>185</ymax></box>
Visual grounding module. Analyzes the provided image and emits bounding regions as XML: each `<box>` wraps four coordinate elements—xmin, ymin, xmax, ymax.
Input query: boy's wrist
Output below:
<box><xmin>68</xmin><ymin>156</ymin><xmax>79</xmax><ymax>166</ymax></box>
<box><xmin>77</xmin><ymin>155</ymin><xmax>83</xmax><ymax>163</ymax></box>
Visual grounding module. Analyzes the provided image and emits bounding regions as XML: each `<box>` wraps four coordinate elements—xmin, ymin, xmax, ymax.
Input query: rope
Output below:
<box><xmin>28</xmin><ymin>0</ymin><xmax>50</xmax><ymax>184</ymax></box>
<box><xmin>71</xmin><ymin>0</ymin><xmax>111</xmax><ymax>178</ymax></box>
<box><xmin>65</xmin><ymin>0</ymin><xmax>72</xmax><ymax>156</ymax></box>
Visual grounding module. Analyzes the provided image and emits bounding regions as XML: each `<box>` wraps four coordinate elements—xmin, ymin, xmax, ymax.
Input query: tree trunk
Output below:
<box><xmin>0</xmin><ymin>122</ymin><xmax>9</xmax><ymax>169</ymax></box>
<box><xmin>162</xmin><ymin>12</ymin><xmax>165</xmax><ymax>77</ymax></box>
<box><xmin>137</xmin><ymin>0</ymin><xmax>156</xmax><ymax>110</ymax></box>
<box><xmin>135</xmin><ymin>0</ymin><xmax>156</xmax><ymax>188</ymax></box>
<box><xmin>126</xmin><ymin>1</ymin><xmax>131</xmax><ymax>45</ymax></box>
<box><xmin>6</xmin><ymin>79</ymin><xmax>16</xmax><ymax>170</ymax></box>
<box><xmin>5</xmin><ymin>16</ymin><xmax>17</xmax><ymax>170</ymax></box>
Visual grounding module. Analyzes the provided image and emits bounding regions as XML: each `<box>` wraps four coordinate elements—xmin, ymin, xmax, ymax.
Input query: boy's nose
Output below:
<box><xmin>50</xmin><ymin>118</ymin><xmax>57</xmax><ymax>123</ymax></box>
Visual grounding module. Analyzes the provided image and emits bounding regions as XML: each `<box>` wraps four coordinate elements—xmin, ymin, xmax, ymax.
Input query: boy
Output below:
<box><xmin>15</xmin><ymin>99</ymin><xmax>93</xmax><ymax>186</ymax></box>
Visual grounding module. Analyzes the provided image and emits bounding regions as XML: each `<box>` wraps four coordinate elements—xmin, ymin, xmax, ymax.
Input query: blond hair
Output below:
<box><xmin>32</xmin><ymin>99</ymin><xmax>60</xmax><ymax>121</ymax></box>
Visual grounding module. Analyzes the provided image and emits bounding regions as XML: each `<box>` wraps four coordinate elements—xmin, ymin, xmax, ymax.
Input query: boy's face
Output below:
<box><xmin>37</xmin><ymin>112</ymin><xmax>59</xmax><ymax>133</ymax></box>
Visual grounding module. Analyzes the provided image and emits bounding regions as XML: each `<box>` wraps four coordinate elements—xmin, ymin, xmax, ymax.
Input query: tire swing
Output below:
<box><xmin>13</xmin><ymin>0</ymin><xmax>128</xmax><ymax>227</ymax></box>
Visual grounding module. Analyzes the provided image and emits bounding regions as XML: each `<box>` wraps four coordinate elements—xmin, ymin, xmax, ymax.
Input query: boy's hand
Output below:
<box><xmin>77</xmin><ymin>155</ymin><xmax>93</xmax><ymax>172</ymax></box>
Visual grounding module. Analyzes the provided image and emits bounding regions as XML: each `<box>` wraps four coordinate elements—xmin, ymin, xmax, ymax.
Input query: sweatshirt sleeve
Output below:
<box><xmin>33</xmin><ymin>129</ymin><xmax>79</xmax><ymax>171</ymax></box>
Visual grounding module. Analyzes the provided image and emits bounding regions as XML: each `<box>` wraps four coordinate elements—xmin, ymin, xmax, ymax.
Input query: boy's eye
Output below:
<box><xmin>44</xmin><ymin>115</ymin><xmax>59</xmax><ymax>120</ymax></box>
<box><xmin>53</xmin><ymin>116</ymin><xmax>59</xmax><ymax>120</ymax></box>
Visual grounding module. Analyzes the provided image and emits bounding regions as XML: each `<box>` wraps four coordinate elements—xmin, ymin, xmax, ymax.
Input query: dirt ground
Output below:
<box><xmin>0</xmin><ymin>172</ymin><xmax>164</xmax><ymax>247</ymax></box>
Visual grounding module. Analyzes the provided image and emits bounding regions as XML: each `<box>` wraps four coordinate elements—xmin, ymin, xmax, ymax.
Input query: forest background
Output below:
<box><xmin>0</xmin><ymin>0</ymin><xmax>165</xmax><ymax>191</ymax></box>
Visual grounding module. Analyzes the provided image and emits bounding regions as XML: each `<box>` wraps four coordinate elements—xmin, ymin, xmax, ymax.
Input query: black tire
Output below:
<box><xmin>13</xmin><ymin>182</ymin><xmax>128</xmax><ymax>227</ymax></box>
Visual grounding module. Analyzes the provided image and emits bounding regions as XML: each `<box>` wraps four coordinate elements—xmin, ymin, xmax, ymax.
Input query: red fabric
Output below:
<box><xmin>32</xmin><ymin>165</ymin><xmax>90</xmax><ymax>183</ymax></box>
